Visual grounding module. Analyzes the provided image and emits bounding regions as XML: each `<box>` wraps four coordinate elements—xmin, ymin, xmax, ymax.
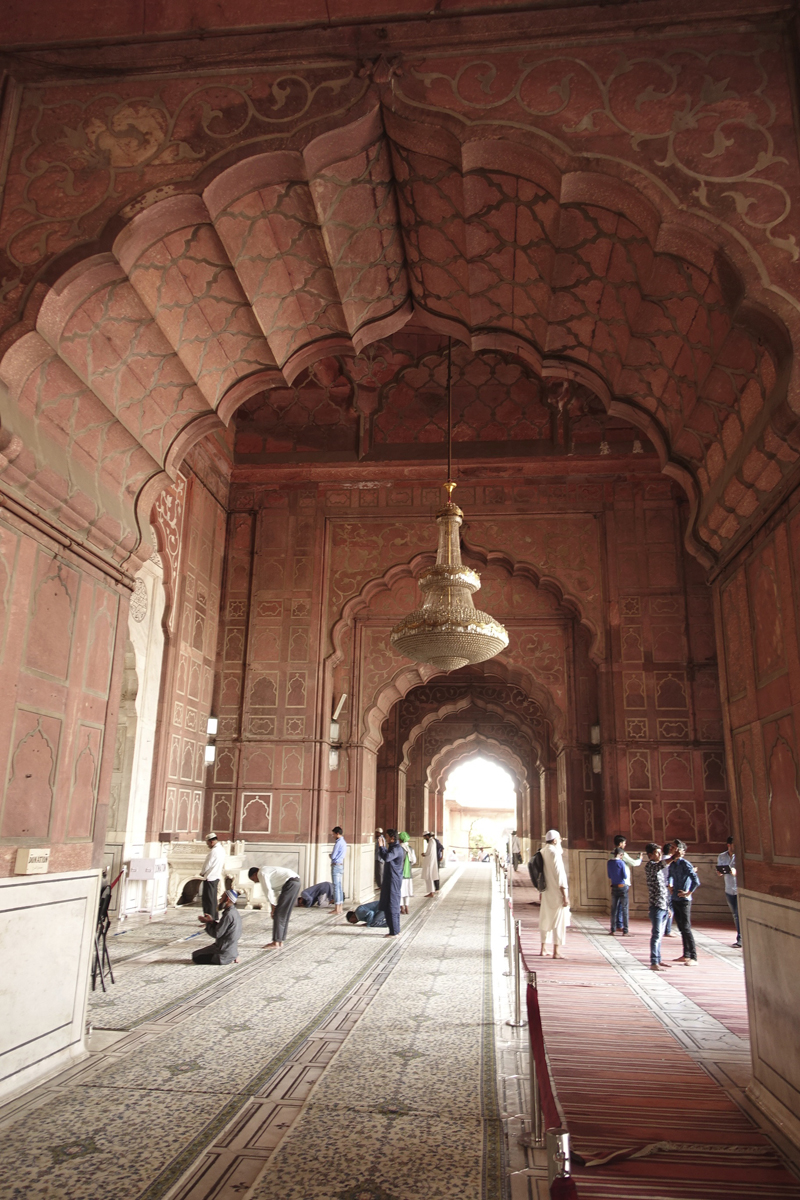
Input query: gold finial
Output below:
<box><xmin>444</xmin><ymin>480</ymin><xmax>457</xmax><ymax>500</ymax></box>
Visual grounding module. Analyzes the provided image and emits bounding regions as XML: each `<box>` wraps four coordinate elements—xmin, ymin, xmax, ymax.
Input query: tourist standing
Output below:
<box><xmin>192</xmin><ymin>888</ymin><xmax>241</xmax><ymax>965</ymax></box>
<box><xmin>610</xmin><ymin>835</ymin><xmax>641</xmax><ymax>930</ymax></box>
<box><xmin>434</xmin><ymin>834</ymin><xmax>444</xmax><ymax>890</ymax></box>
<box><xmin>398</xmin><ymin>831</ymin><xmax>415</xmax><ymax>913</ymax></box>
<box><xmin>606</xmin><ymin>847</ymin><xmax>631</xmax><ymax>936</ymax></box>
<box><xmin>248</xmin><ymin>864</ymin><xmax>302</xmax><ymax>949</ymax></box>
<box><xmin>422</xmin><ymin>832</ymin><xmax>439</xmax><ymax>897</ymax></box>
<box><xmin>661</xmin><ymin>843</ymin><xmax>675</xmax><ymax>937</ymax></box>
<box><xmin>667</xmin><ymin>840</ymin><xmax>701</xmax><ymax>965</ymax></box>
<box><xmin>330</xmin><ymin>825</ymin><xmax>347</xmax><ymax>916</ymax></box>
<box><xmin>377</xmin><ymin>829</ymin><xmax>404</xmax><ymax>937</ymax></box>
<box><xmin>511</xmin><ymin>831</ymin><xmax>522</xmax><ymax>871</ymax></box>
<box><xmin>644</xmin><ymin>844</ymin><xmax>671</xmax><ymax>971</ymax></box>
<box><xmin>199</xmin><ymin>832</ymin><xmax>225</xmax><ymax>920</ymax></box>
<box><xmin>374</xmin><ymin>828</ymin><xmax>385</xmax><ymax>891</ymax></box>
<box><xmin>538</xmin><ymin>830</ymin><xmax>570</xmax><ymax>959</ymax></box>
<box><xmin>716</xmin><ymin>835</ymin><xmax>741</xmax><ymax>947</ymax></box>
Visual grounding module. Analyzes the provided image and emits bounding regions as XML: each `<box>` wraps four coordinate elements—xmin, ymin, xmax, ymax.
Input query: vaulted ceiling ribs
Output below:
<box><xmin>0</xmin><ymin>107</ymin><xmax>793</xmax><ymax>567</ymax></box>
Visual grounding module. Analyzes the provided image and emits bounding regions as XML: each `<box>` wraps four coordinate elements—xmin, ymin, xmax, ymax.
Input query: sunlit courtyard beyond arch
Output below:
<box><xmin>444</xmin><ymin>755</ymin><xmax>517</xmax><ymax>860</ymax></box>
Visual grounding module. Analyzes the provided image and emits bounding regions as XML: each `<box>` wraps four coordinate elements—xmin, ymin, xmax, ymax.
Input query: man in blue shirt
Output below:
<box><xmin>330</xmin><ymin>826</ymin><xmax>347</xmax><ymax>916</ymax></box>
<box><xmin>667</xmin><ymin>840</ymin><xmax>701</xmax><ymax>965</ymax></box>
<box><xmin>716</xmin><ymin>835</ymin><xmax>741</xmax><ymax>948</ymax></box>
<box><xmin>345</xmin><ymin>901</ymin><xmax>387</xmax><ymax>929</ymax></box>
<box><xmin>606</xmin><ymin>848</ymin><xmax>631</xmax><ymax>936</ymax></box>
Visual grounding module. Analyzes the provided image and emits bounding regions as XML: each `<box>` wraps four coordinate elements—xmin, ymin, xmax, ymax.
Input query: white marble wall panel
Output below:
<box><xmin>569</xmin><ymin>849</ymin><xmax>729</xmax><ymax>914</ymax></box>
<box><xmin>0</xmin><ymin>869</ymin><xmax>99</xmax><ymax>1100</ymax></box>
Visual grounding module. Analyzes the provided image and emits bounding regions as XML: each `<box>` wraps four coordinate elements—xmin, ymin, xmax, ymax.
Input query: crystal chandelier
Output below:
<box><xmin>390</xmin><ymin>342</ymin><xmax>509</xmax><ymax>673</ymax></box>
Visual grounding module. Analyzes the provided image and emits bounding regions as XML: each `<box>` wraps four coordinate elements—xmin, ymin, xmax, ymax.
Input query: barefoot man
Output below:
<box><xmin>249</xmin><ymin>864</ymin><xmax>302</xmax><ymax>950</ymax></box>
<box><xmin>539</xmin><ymin>830</ymin><xmax>570</xmax><ymax>959</ymax></box>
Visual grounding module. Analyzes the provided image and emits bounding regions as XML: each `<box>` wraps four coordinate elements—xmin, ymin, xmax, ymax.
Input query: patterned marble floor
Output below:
<box><xmin>0</xmin><ymin>868</ymin><xmax>507</xmax><ymax>1200</ymax></box>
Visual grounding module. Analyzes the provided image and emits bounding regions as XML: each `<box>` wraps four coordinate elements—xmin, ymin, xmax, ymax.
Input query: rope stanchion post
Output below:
<box><xmin>503</xmin><ymin>892</ymin><xmax>513</xmax><ymax>976</ymax></box>
<box><xmin>506</xmin><ymin>919</ymin><xmax>527</xmax><ymax>1027</ymax></box>
<box><xmin>526</xmin><ymin>971</ymin><xmax>544</xmax><ymax>1147</ymax></box>
<box><xmin>546</xmin><ymin>1127</ymin><xmax>573</xmax><ymax>1190</ymax></box>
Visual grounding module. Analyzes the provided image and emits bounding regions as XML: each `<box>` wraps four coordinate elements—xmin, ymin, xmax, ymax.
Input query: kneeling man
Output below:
<box><xmin>346</xmin><ymin>901</ymin><xmax>387</xmax><ymax>928</ymax></box>
<box><xmin>192</xmin><ymin>888</ymin><xmax>241</xmax><ymax>964</ymax></box>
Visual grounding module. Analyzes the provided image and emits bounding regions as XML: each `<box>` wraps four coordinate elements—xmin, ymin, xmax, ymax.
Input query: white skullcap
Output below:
<box><xmin>544</xmin><ymin>829</ymin><xmax>560</xmax><ymax>842</ymax></box>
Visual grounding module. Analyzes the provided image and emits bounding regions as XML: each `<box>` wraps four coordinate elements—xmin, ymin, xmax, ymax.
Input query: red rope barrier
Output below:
<box><xmin>550</xmin><ymin>1177</ymin><xmax>579</xmax><ymax>1200</ymax></box>
<box><xmin>525</xmin><ymin>981</ymin><xmax>560</xmax><ymax>1132</ymax></box>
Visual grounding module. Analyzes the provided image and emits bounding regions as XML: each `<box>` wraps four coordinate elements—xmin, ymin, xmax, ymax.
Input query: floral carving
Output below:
<box><xmin>401</xmin><ymin>40</ymin><xmax>798</xmax><ymax>260</ymax></box>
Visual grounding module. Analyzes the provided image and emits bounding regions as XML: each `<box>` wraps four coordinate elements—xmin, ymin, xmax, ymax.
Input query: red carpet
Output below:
<box><xmin>510</xmin><ymin>874</ymin><xmax>800</xmax><ymax>1199</ymax></box>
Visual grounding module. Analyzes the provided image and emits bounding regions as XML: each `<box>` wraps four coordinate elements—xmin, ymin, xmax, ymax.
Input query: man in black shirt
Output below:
<box><xmin>644</xmin><ymin>844</ymin><xmax>672</xmax><ymax>972</ymax></box>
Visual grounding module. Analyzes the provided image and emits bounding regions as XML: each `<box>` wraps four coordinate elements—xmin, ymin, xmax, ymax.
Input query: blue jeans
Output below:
<box><xmin>649</xmin><ymin>905</ymin><xmax>667</xmax><ymax>965</ymax></box>
<box><xmin>332</xmin><ymin>862</ymin><xmax>344</xmax><ymax>905</ymax></box>
<box><xmin>610</xmin><ymin>885</ymin><xmax>629</xmax><ymax>933</ymax></box>
<box><xmin>725</xmin><ymin>892</ymin><xmax>740</xmax><ymax>941</ymax></box>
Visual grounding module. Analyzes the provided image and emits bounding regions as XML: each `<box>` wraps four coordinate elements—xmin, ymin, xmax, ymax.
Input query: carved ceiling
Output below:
<box><xmin>0</xmin><ymin>86</ymin><xmax>797</xmax><ymax>568</ymax></box>
<box><xmin>233</xmin><ymin>328</ymin><xmax>651</xmax><ymax>463</ymax></box>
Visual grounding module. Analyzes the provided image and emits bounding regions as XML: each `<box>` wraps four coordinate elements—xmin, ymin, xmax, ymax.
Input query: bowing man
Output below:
<box><xmin>377</xmin><ymin>828</ymin><xmax>405</xmax><ymax>938</ymax></box>
<box><xmin>192</xmin><ymin>888</ymin><xmax>242</xmax><ymax>965</ymax></box>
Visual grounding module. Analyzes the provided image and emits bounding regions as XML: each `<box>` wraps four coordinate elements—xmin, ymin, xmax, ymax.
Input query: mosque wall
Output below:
<box><xmin>0</xmin><ymin>504</ymin><xmax>130</xmax><ymax>879</ymax></box>
<box><xmin>207</xmin><ymin>470</ymin><xmax>729</xmax><ymax>901</ymax></box>
<box><xmin>713</xmin><ymin>482</ymin><xmax>800</xmax><ymax>1137</ymax></box>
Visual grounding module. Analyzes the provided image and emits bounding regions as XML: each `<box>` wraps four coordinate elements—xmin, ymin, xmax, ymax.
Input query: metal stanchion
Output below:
<box><xmin>527</xmin><ymin>970</ymin><xmax>544</xmax><ymax>1147</ymax></box>
<box><xmin>503</xmin><ymin>893</ymin><xmax>513</xmax><ymax>976</ymax></box>
<box><xmin>506</xmin><ymin>919</ymin><xmax>527</xmax><ymax>1028</ymax></box>
<box><xmin>546</xmin><ymin>1127</ymin><xmax>571</xmax><ymax>1187</ymax></box>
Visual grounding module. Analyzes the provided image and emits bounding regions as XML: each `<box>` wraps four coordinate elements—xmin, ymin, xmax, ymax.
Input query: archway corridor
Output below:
<box><xmin>2</xmin><ymin>0</ymin><xmax>800</xmax><ymax>1186</ymax></box>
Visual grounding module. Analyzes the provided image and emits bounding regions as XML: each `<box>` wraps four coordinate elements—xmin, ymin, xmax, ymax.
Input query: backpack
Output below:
<box><xmin>528</xmin><ymin>851</ymin><xmax>547</xmax><ymax>891</ymax></box>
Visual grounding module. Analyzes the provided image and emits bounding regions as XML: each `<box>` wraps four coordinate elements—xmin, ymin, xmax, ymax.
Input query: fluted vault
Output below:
<box><xmin>0</xmin><ymin>105</ymin><xmax>794</xmax><ymax>569</ymax></box>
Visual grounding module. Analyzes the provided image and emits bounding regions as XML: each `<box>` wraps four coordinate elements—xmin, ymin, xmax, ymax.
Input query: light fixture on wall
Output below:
<box><xmin>390</xmin><ymin>340</ymin><xmax>509</xmax><ymax>673</ymax></box>
<box><xmin>329</xmin><ymin>695</ymin><xmax>346</xmax><ymax>772</ymax></box>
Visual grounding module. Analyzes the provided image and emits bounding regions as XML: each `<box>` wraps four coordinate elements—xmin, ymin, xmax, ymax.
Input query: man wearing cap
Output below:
<box><xmin>199</xmin><ymin>833</ymin><xmax>225</xmax><ymax>920</ymax></box>
<box><xmin>192</xmin><ymin>888</ymin><xmax>242</xmax><ymax>965</ymax></box>
<box><xmin>248</xmin><ymin>864</ymin><xmax>302</xmax><ymax>949</ymax></box>
<box><xmin>538</xmin><ymin>830</ymin><xmax>571</xmax><ymax>959</ymax></box>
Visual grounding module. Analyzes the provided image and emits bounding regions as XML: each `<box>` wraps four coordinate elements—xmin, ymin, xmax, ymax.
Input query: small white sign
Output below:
<box><xmin>14</xmin><ymin>847</ymin><xmax>50</xmax><ymax>875</ymax></box>
<box><xmin>128</xmin><ymin>857</ymin><xmax>168</xmax><ymax>880</ymax></box>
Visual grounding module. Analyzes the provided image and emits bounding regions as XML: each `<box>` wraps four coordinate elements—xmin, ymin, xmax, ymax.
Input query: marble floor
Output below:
<box><xmin>5</xmin><ymin>867</ymin><xmax>798</xmax><ymax>1200</ymax></box>
<box><xmin>0</xmin><ymin>867</ymin><xmax>509</xmax><ymax>1200</ymax></box>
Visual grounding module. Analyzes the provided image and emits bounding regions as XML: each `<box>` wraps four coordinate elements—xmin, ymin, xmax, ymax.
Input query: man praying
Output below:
<box><xmin>192</xmin><ymin>888</ymin><xmax>241</xmax><ymax>965</ymax></box>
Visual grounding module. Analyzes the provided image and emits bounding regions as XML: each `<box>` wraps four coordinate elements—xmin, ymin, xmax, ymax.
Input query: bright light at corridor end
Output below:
<box><xmin>443</xmin><ymin>756</ymin><xmax>516</xmax><ymax>808</ymax></box>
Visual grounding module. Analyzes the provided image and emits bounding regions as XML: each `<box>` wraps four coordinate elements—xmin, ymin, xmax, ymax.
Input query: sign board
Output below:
<box><xmin>14</xmin><ymin>847</ymin><xmax>50</xmax><ymax>875</ymax></box>
<box><xmin>128</xmin><ymin>857</ymin><xmax>168</xmax><ymax>881</ymax></box>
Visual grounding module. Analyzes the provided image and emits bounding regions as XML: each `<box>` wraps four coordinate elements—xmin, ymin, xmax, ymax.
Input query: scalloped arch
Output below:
<box><xmin>426</xmin><ymin>735</ymin><xmax>531</xmax><ymax>797</ymax></box>
<box><xmin>1</xmin><ymin>106</ymin><xmax>796</xmax><ymax>567</ymax></box>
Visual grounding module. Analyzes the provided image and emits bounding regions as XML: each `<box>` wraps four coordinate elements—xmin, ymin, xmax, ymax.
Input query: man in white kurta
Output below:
<box><xmin>538</xmin><ymin>829</ymin><xmax>570</xmax><ymax>958</ymax></box>
<box><xmin>199</xmin><ymin>833</ymin><xmax>226</xmax><ymax>920</ymax></box>
<box><xmin>422</xmin><ymin>832</ymin><xmax>439</xmax><ymax>896</ymax></box>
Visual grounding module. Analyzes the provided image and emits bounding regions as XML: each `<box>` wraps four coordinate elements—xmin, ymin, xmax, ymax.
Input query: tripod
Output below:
<box><xmin>91</xmin><ymin>884</ymin><xmax>115</xmax><ymax>992</ymax></box>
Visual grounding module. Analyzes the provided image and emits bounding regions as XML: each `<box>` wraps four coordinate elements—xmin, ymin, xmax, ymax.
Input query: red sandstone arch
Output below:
<box><xmin>0</xmin><ymin>105</ymin><xmax>796</xmax><ymax>568</ymax></box>
<box><xmin>426</xmin><ymin>735</ymin><xmax>530</xmax><ymax>797</ymax></box>
<box><xmin>400</xmin><ymin>693</ymin><xmax>546</xmax><ymax>773</ymax></box>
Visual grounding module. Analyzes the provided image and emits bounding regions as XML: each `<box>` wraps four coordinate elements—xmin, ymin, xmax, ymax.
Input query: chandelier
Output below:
<box><xmin>390</xmin><ymin>342</ymin><xmax>509</xmax><ymax>673</ymax></box>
